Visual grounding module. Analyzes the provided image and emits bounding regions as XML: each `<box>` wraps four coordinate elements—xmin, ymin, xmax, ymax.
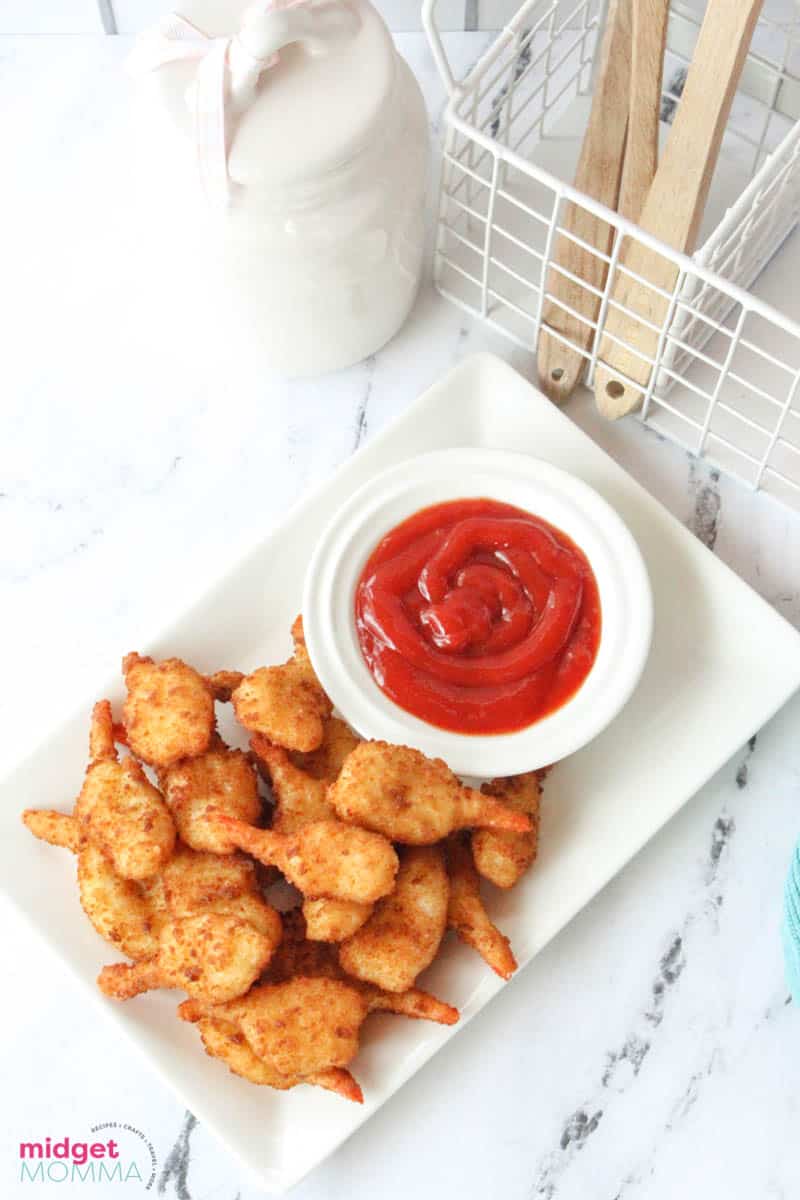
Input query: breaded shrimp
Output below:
<box><xmin>22</xmin><ymin>701</ymin><xmax>175</xmax><ymax>880</ymax></box>
<box><xmin>162</xmin><ymin>845</ymin><xmax>258</xmax><ymax>912</ymax></box>
<box><xmin>78</xmin><ymin>844</ymin><xmax>166</xmax><ymax>960</ymax></box>
<box><xmin>330</xmin><ymin>741</ymin><xmax>532</xmax><ymax>845</ymax></box>
<box><xmin>339</xmin><ymin>847</ymin><xmax>449</xmax><ymax>992</ymax></box>
<box><xmin>205</xmin><ymin>670</ymin><xmax>245</xmax><ymax>702</ymax></box>
<box><xmin>446</xmin><ymin>835</ymin><xmax>517</xmax><ymax>980</ymax></box>
<box><xmin>193</xmin><ymin>1015</ymin><xmax>363</xmax><ymax>1101</ymax></box>
<box><xmin>162</xmin><ymin>845</ymin><xmax>282</xmax><ymax>943</ymax></box>
<box><xmin>290</xmin><ymin>717</ymin><xmax>361</xmax><ymax>782</ymax></box>
<box><xmin>232</xmin><ymin>619</ymin><xmax>332</xmax><ymax>753</ymax></box>
<box><xmin>250</xmin><ymin>737</ymin><xmax>333</xmax><ymax>834</ymax></box>
<box><xmin>472</xmin><ymin>772</ymin><xmax>541</xmax><ymax>889</ymax></box>
<box><xmin>209</xmin><ymin>815</ymin><xmax>398</xmax><ymax>904</ymax></box>
<box><xmin>22</xmin><ymin>809</ymin><xmax>81</xmax><ymax>853</ymax></box>
<box><xmin>266</xmin><ymin>910</ymin><xmax>458</xmax><ymax>1022</ymax></box>
<box><xmin>122</xmin><ymin>653</ymin><xmax>215</xmax><ymax>768</ymax></box>
<box><xmin>97</xmin><ymin>912</ymin><xmax>276</xmax><ymax>1003</ymax></box>
<box><xmin>302</xmin><ymin>897</ymin><xmax>373</xmax><ymax>942</ymax></box>
<box><xmin>161</xmin><ymin>739</ymin><xmax>261</xmax><ymax>854</ymax></box>
<box><xmin>250</xmin><ymin>737</ymin><xmax>373</xmax><ymax>940</ymax></box>
<box><xmin>178</xmin><ymin>973</ymin><xmax>457</xmax><ymax>1079</ymax></box>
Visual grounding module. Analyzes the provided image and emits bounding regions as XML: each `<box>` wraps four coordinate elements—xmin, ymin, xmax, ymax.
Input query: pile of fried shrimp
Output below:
<box><xmin>22</xmin><ymin>617</ymin><xmax>544</xmax><ymax>1104</ymax></box>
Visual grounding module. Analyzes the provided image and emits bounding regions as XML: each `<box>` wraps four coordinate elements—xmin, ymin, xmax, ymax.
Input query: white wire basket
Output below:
<box><xmin>422</xmin><ymin>0</ymin><xmax>800</xmax><ymax>512</ymax></box>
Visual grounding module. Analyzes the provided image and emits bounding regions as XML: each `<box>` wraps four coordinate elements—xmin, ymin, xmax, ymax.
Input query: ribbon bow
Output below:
<box><xmin>128</xmin><ymin>1</ymin><xmax>325</xmax><ymax>210</ymax></box>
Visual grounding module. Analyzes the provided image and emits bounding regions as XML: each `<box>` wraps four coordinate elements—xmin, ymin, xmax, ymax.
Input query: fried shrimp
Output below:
<box><xmin>330</xmin><ymin>741</ymin><xmax>532</xmax><ymax>845</ymax></box>
<box><xmin>178</xmin><ymin>973</ymin><xmax>457</xmax><ymax>1079</ymax></box>
<box><xmin>22</xmin><ymin>809</ymin><xmax>81</xmax><ymax>852</ymax></box>
<box><xmin>162</xmin><ymin>845</ymin><xmax>257</xmax><ymax>911</ymax></box>
<box><xmin>22</xmin><ymin>701</ymin><xmax>175</xmax><ymax>880</ymax></box>
<box><xmin>192</xmin><ymin>1015</ymin><xmax>364</xmax><ymax>1101</ymax></box>
<box><xmin>97</xmin><ymin>912</ymin><xmax>276</xmax><ymax>1003</ymax></box>
<box><xmin>78</xmin><ymin>844</ymin><xmax>167</xmax><ymax>960</ymax></box>
<box><xmin>20</xmin><ymin>619</ymin><xmax>536</xmax><ymax>1102</ymax></box>
<box><xmin>266</xmin><ymin>911</ymin><xmax>459</xmax><ymax>1022</ymax></box>
<box><xmin>122</xmin><ymin>653</ymin><xmax>215</xmax><ymax>769</ymax></box>
<box><xmin>302</xmin><ymin>897</ymin><xmax>373</xmax><ymax>942</ymax></box>
<box><xmin>209</xmin><ymin>815</ymin><xmax>398</xmax><ymax>904</ymax></box>
<box><xmin>472</xmin><ymin>772</ymin><xmax>541</xmax><ymax>889</ymax></box>
<box><xmin>232</xmin><ymin>619</ymin><xmax>332</xmax><ymax>753</ymax></box>
<box><xmin>161</xmin><ymin>740</ymin><xmax>261</xmax><ymax>854</ymax></box>
<box><xmin>290</xmin><ymin>717</ymin><xmax>361</xmax><ymax>782</ymax></box>
<box><xmin>446</xmin><ymin>835</ymin><xmax>517</xmax><ymax>980</ymax></box>
<box><xmin>339</xmin><ymin>847</ymin><xmax>449</xmax><ymax>992</ymax></box>
<box><xmin>250</xmin><ymin>737</ymin><xmax>333</xmax><ymax>834</ymax></box>
<box><xmin>76</xmin><ymin>701</ymin><xmax>175</xmax><ymax>879</ymax></box>
<box><xmin>250</xmin><ymin>737</ymin><xmax>373</xmax><ymax>940</ymax></box>
<box><xmin>205</xmin><ymin>670</ymin><xmax>245</xmax><ymax>702</ymax></box>
<box><xmin>162</xmin><ymin>846</ymin><xmax>282</xmax><ymax>943</ymax></box>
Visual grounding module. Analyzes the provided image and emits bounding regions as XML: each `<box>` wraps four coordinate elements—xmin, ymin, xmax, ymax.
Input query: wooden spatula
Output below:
<box><xmin>594</xmin><ymin>0</ymin><xmax>764</xmax><ymax>419</ymax></box>
<box><xmin>536</xmin><ymin>0</ymin><xmax>632</xmax><ymax>404</ymax></box>
<box><xmin>618</xmin><ymin>0</ymin><xmax>669</xmax><ymax>224</ymax></box>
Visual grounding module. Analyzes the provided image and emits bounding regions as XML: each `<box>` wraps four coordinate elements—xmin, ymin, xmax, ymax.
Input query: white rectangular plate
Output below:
<box><xmin>3</xmin><ymin>353</ymin><xmax>800</xmax><ymax>1193</ymax></box>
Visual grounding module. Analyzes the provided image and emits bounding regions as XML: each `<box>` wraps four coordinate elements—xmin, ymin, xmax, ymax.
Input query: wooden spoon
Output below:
<box><xmin>536</xmin><ymin>0</ymin><xmax>632</xmax><ymax>404</ymax></box>
<box><xmin>595</xmin><ymin>0</ymin><xmax>764</xmax><ymax>419</ymax></box>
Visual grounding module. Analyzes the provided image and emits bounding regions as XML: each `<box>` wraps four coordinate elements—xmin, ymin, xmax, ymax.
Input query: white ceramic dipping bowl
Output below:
<box><xmin>302</xmin><ymin>448</ymin><xmax>652</xmax><ymax>777</ymax></box>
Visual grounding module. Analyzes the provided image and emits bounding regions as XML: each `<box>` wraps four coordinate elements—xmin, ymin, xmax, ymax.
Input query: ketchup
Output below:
<box><xmin>354</xmin><ymin>498</ymin><xmax>601</xmax><ymax>735</ymax></box>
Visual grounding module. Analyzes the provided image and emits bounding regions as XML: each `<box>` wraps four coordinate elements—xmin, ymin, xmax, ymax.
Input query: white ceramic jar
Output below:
<box><xmin>132</xmin><ymin>0</ymin><xmax>429</xmax><ymax>376</ymax></box>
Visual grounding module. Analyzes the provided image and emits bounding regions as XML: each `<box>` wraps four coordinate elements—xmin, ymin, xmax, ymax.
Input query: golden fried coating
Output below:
<box><xmin>446</xmin><ymin>836</ymin><xmax>517</xmax><ymax>980</ymax></box>
<box><xmin>290</xmin><ymin>717</ymin><xmax>361</xmax><ymax>782</ymax></box>
<box><xmin>140</xmin><ymin>872</ymin><xmax>170</xmax><ymax>931</ymax></box>
<box><xmin>251</xmin><ymin>739</ymin><xmax>372</xmax><ymax>939</ymax></box>
<box><xmin>162</xmin><ymin>742</ymin><xmax>261</xmax><ymax>854</ymax></box>
<box><xmin>89</xmin><ymin>694</ymin><xmax>116</xmax><ymax>761</ymax></box>
<box><xmin>330</xmin><ymin>741</ymin><xmax>532</xmax><ymax>845</ymax></box>
<box><xmin>302</xmin><ymin>897</ymin><xmax>373</xmax><ymax>942</ymax></box>
<box><xmin>472</xmin><ymin>773</ymin><xmax>541</xmax><ymax>889</ymax></box>
<box><xmin>122</xmin><ymin>653</ymin><xmax>215</xmax><ymax>769</ymax></box>
<box><xmin>232</xmin><ymin>621</ymin><xmax>332</xmax><ymax>753</ymax></box>
<box><xmin>250</xmin><ymin>737</ymin><xmax>333</xmax><ymax>834</ymax></box>
<box><xmin>193</xmin><ymin>977</ymin><xmax>365</xmax><ymax>1076</ymax></box>
<box><xmin>76</xmin><ymin>758</ymin><xmax>174</xmax><ymax>881</ymax></box>
<box><xmin>266</xmin><ymin>910</ymin><xmax>341</xmax><ymax>982</ymax></box>
<box><xmin>162</xmin><ymin>845</ymin><xmax>282</xmax><ymax>943</ymax></box>
<box><xmin>60</xmin><ymin>701</ymin><xmax>175</xmax><ymax>880</ymax></box>
<box><xmin>361</xmin><ymin>984</ymin><xmax>458</xmax><ymax>1025</ymax></box>
<box><xmin>22</xmin><ymin>810</ymin><xmax>81</xmax><ymax>853</ymax></box>
<box><xmin>265</xmin><ymin>911</ymin><xmax>459</xmax><ymax>1024</ymax></box>
<box><xmin>162</xmin><ymin>845</ymin><xmax>258</xmax><ymax>913</ymax></box>
<box><xmin>23</xmin><ymin>701</ymin><xmax>175</xmax><ymax>881</ymax></box>
<box><xmin>78</xmin><ymin>844</ymin><xmax>165</xmax><ymax>960</ymax></box>
<box><xmin>205</xmin><ymin>670</ymin><xmax>245</xmax><ymax>702</ymax></box>
<box><xmin>339</xmin><ymin>847</ymin><xmax>449</xmax><ymax>992</ymax></box>
<box><xmin>179</xmin><ymin>972</ymin><xmax>457</xmax><ymax>1079</ymax></box>
<box><xmin>210</xmin><ymin>815</ymin><xmax>398</xmax><ymax>904</ymax></box>
<box><xmin>20</xmin><ymin>622</ymin><xmax>543</xmax><ymax>1104</ymax></box>
<box><xmin>193</xmin><ymin>1015</ymin><xmax>363</xmax><ymax>1101</ymax></box>
<box><xmin>97</xmin><ymin>912</ymin><xmax>275</xmax><ymax>1003</ymax></box>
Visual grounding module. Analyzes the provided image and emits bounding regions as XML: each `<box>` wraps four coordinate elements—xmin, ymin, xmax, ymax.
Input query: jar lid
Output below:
<box><xmin>149</xmin><ymin>0</ymin><xmax>397</xmax><ymax>188</ymax></box>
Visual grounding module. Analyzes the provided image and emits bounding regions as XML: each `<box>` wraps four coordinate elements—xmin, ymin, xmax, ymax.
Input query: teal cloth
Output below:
<box><xmin>783</xmin><ymin>840</ymin><xmax>800</xmax><ymax>1002</ymax></box>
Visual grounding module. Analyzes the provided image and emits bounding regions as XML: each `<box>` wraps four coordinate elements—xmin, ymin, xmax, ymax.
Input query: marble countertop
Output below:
<box><xmin>2</xmin><ymin>28</ymin><xmax>800</xmax><ymax>1200</ymax></box>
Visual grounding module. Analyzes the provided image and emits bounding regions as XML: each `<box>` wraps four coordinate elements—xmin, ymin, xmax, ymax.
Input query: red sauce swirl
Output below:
<box><xmin>354</xmin><ymin>498</ymin><xmax>601</xmax><ymax>734</ymax></box>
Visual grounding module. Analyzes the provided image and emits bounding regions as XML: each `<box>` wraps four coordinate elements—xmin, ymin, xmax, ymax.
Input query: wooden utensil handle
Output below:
<box><xmin>595</xmin><ymin>0</ymin><xmax>765</xmax><ymax>419</ymax></box>
<box><xmin>536</xmin><ymin>0</ymin><xmax>631</xmax><ymax>404</ymax></box>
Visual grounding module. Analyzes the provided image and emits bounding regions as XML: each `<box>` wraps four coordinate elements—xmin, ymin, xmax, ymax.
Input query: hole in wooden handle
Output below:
<box><xmin>551</xmin><ymin>368</ymin><xmax>564</xmax><ymax>382</ymax></box>
<box><xmin>605</xmin><ymin>380</ymin><xmax>625</xmax><ymax>400</ymax></box>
